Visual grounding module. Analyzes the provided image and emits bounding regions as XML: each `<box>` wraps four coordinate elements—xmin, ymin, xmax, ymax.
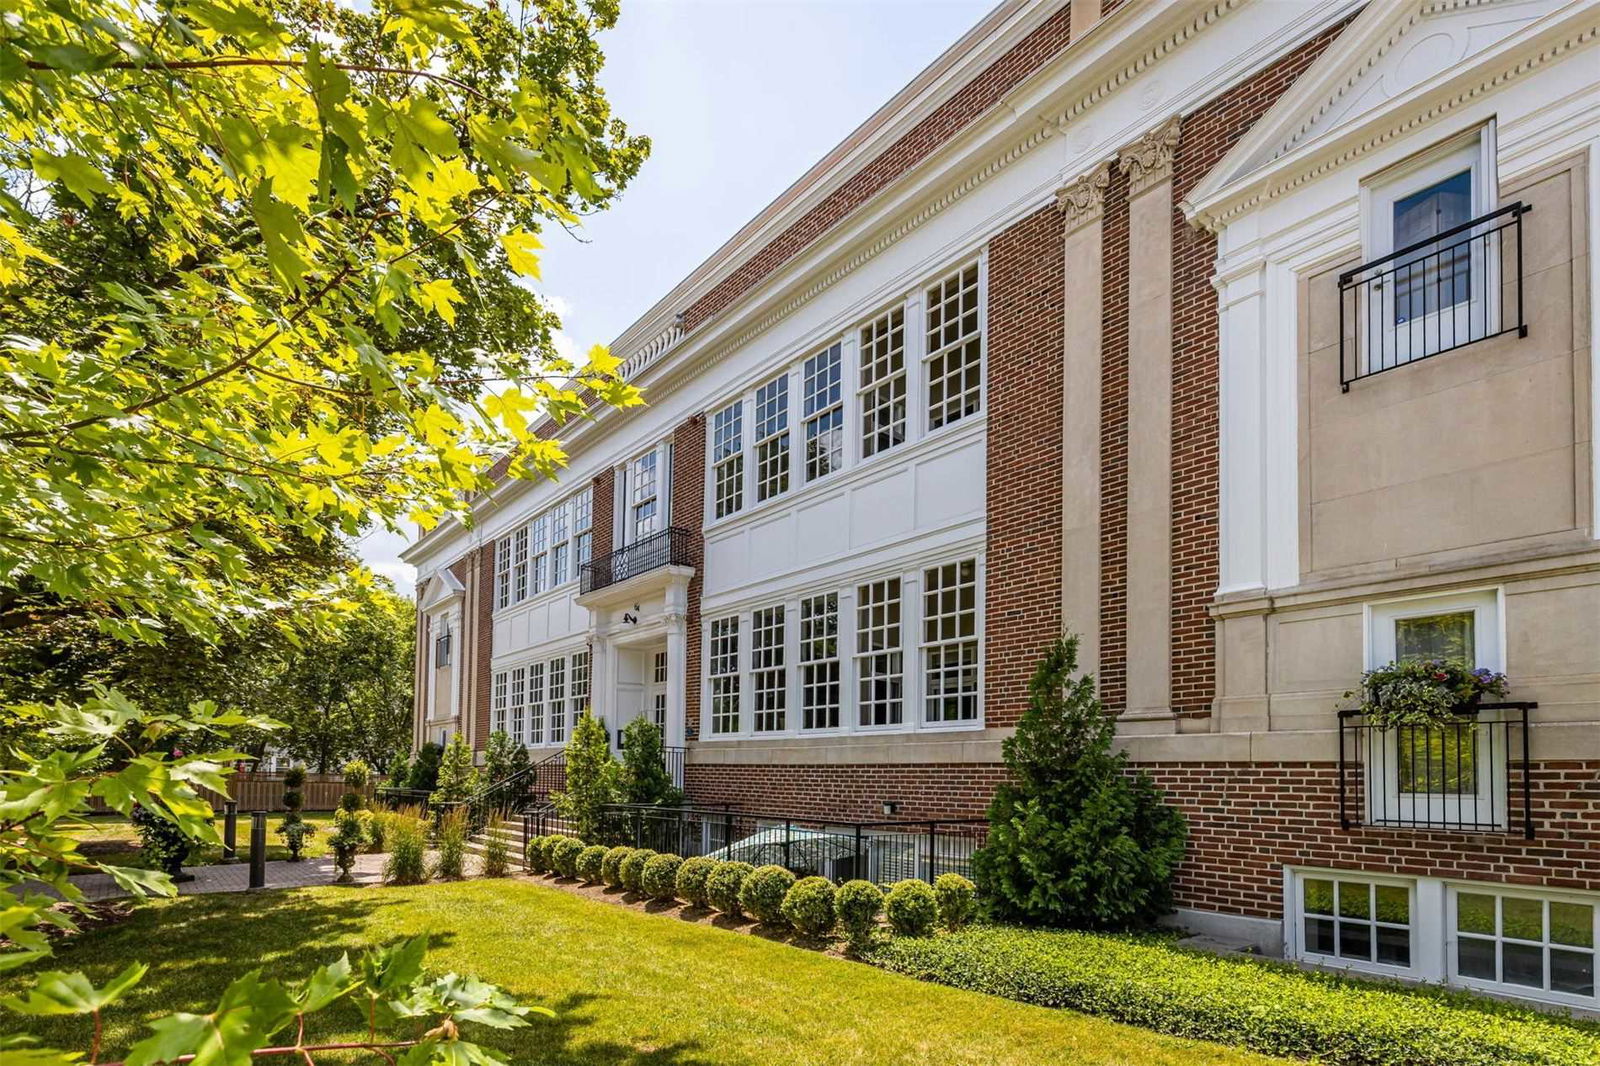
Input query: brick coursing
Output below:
<box><xmin>1163</xmin><ymin>21</ymin><xmax>1350</xmax><ymax>719</ymax></box>
<box><xmin>686</xmin><ymin>762</ymin><xmax>1004</xmax><ymax>822</ymax></box>
<box><xmin>984</xmin><ymin>205</ymin><xmax>1066</xmax><ymax>728</ymax></box>
<box><xmin>1146</xmin><ymin>761</ymin><xmax>1600</xmax><ymax>919</ymax></box>
<box><xmin>679</xmin><ymin>6</ymin><xmax>1074</xmax><ymax>334</ymax></box>
<box><xmin>670</xmin><ymin>415</ymin><xmax>707</xmax><ymax>736</ymax></box>
<box><xmin>1099</xmin><ymin>164</ymin><xmax>1132</xmax><ymax>713</ymax></box>
<box><xmin>591</xmin><ymin>467</ymin><xmax>615</xmax><ymax>562</ymax></box>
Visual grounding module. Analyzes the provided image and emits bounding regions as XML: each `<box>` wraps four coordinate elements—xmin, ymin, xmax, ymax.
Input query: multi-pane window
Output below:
<box><xmin>509</xmin><ymin>667</ymin><xmax>527</xmax><ymax>746</ymax></box>
<box><xmin>859</xmin><ymin>307</ymin><xmax>906</xmax><ymax>458</ymax></box>
<box><xmin>803</xmin><ymin>344</ymin><xmax>843</xmax><ymax>481</ymax></box>
<box><xmin>434</xmin><ymin>625</ymin><xmax>452</xmax><ymax>668</ymax></box>
<box><xmin>856</xmin><ymin>578</ymin><xmax>903</xmax><ymax>727</ymax></box>
<box><xmin>1302</xmin><ymin>877</ymin><xmax>1412</xmax><ymax>968</ymax></box>
<box><xmin>569</xmin><ymin>651</ymin><xmax>590</xmax><ymax>738</ymax></box>
<box><xmin>549</xmin><ymin>503</ymin><xmax>570</xmax><ymax>587</ymax></box>
<box><xmin>754</xmin><ymin>374</ymin><xmax>790</xmax><ymax>502</ymax></box>
<box><xmin>709</xmin><ymin>617</ymin><xmax>741</xmax><ymax>735</ymax></box>
<box><xmin>651</xmin><ymin>650</ymin><xmax>668</xmax><ymax>731</ymax></box>
<box><xmin>491</xmin><ymin>671</ymin><xmax>508</xmax><ymax>735</ymax></box>
<box><xmin>529</xmin><ymin>514</ymin><xmax>549</xmax><ymax>596</ymax></box>
<box><xmin>712</xmin><ymin>402</ymin><xmax>744</xmax><ymax>519</ymax></box>
<box><xmin>1456</xmin><ymin>891</ymin><xmax>1595</xmax><ymax>999</ymax></box>
<box><xmin>752</xmin><ymin>606</ymin><xmax>786</xmax><ymax>732</ymax></box>
<box><xmin>631</xmin><ymin>451</ymin><xmax>660</xmax><ymax>540</ymax></box>
<box><xmin>925</xmin><ymin>263</ymin><xmax>982</xmax><ymax>430</ymax></box>
<box><xmin>800</xmin><ymin>594</ymin><xmax>840</xmax><ymax>730</ymax></box>
<box><xmin>572</xmin><ymin>489</ymin><xmax>593</xmax><ymax>569</ymax></box>
<box><xmin>923</xmin><ymin>559</ymin><xmax>979</xmax><ymax>723</ymax></box>
<box><xmin>547</xmin><ymin>657</ymin><xmax>567</xmax><ymax>745</ymax></box>
<box><xmin>495</xmin><ymin>536</ymin><xmax>513</xmax><ymax>608</ymax></box>
<box><xmin>525</xmin><ymin>662</ymin><xmax>545</xmax><ymax>746</ymax></box>
<box><xmin>512</xmin><ymin>527</ymin><xmax>529</xmax><ymax>603</ymax></box>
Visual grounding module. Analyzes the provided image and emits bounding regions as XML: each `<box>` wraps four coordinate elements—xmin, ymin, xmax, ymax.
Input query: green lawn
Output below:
<box><xmin>5</xmin><ymin>878</ymin><xmax>1290</xmax><ymax>1066</ymax></box>
<box><xmin>67</xmin><ymin>813</ymin><xmax>336</xmax><ymax>868</ymax></box>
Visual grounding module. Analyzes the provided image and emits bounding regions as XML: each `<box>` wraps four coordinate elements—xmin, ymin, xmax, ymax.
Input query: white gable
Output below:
<box><xmin>1187</xmin><ymin>0</ymin><xmax>1574</xmax><ymax>213</ymax></box>
<box><xmin>418</xmin><ymin>568</ymin><xmax>466</xmax><ymax>612</ymax></box>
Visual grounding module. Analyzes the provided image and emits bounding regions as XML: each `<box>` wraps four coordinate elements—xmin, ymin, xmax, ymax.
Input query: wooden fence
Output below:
<box><xmin>198</xmin><ymin>772</ymin><xmax>371</xmax><ymax>813</ymax></box>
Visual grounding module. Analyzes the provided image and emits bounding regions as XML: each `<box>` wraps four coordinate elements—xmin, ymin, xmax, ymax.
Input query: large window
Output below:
<box><xmin>569</xmin><ymin>650</ymin><xmax>590</xmax><ymax>739</ymax></box>
<box><xmin>752</xmin><ymin>606</ymin><xmax>786</xmax><ymax>732</ymax></box>
<box><xmin>923</xmin><ymin>559</ymin><xmax>978</xmax><ymax>723</ymax></box>
<box><xmin>573</xmin><ymin>489</ymin><xmax>593</xmax><ymax>569</ymax></box>
<box><xmin>709</xmin><ymin>618</ymin><xmax>741</xmax><ymax>735</ymax></box>
<box><xmin>631</xmin><ymin>450</ymin><xmax>660</xmax><ymax>541</ymax></box>
<box><xmin>512</xmin><ymin>527</ymin><xmax>529</xmax><ymax>602</ymax></box>
<box><xmin>1301</xmin><ymin>876</ymin><xmax>1412</xmax><ymax>969</ymax></box>
<box><xmin>800</xmin><ymin>593</ymin><xmax>840</xmax><ymax>730</ymax></box>
<box><xmin>496</xmin><ymin>537</ymin><xmax>513</xmax><ymax>609</ymax></box>
<box><xmin>712</xmin><ymin>402</ymin><xmax>744</xmax><ymax>518</ymax></box>
<box><xmin>856</xmin><ymin>577</ymin><xmax>903</xmax><ymax>727</ymax></box>
<box><xmin>434</xmin><ymin>622</ymin><xmax>452</xmax><ymax>668</ymax></box>
<box><xmin>859</xmin><ymin>307</ymin><xmax>906</xmax><ymax>459</ymax></box>
<box><xmin>754</xmin><ymin>373</ymin><xmax>790</xmax><ymax>502</ymax></box>
<box><xmin>491</xmin><ymin>671</ymin><xmax>507</xmax><ymax>735</ymax></box>
<box><xmin>547</xmin><ymin>657</ymin><xmax>567</xmax><ymax>745</ymax></box>
<box><xmin>492</xmin><ymin>486</ymin><xmax>592</xmax><ymax>611</ymax></box>
<box><xmin>925</xmin><ymin>263</ymin><xmax>982</xmax><ymax>430</ymax></box>
<box><xmin>803</xmin><ymin>344</ymin><xmax>843</xmax><ymax>481</ymax></box>
<box><xmin>549</xmin><ymin>504</ymin><xmax>570</xmax><ymax>587</ymax></box>
<box><xmin>529</xmin><ymin>513</ymin><xmax>549</xmax><ymax>596</ymax></box>
<box><xmin>509</xmin><ymin>667</ymin><xmax>527</xmax><ymax>746</ymax></box>
<box><xmin>1455</xmin><ymin>890</ymin><xmax>1595</xmax><ymax>1001</ymax></box>
<box><xmin>526</xmin><ymin>662</ymin><xmax>545</xmax><ymax>745</ymax></box>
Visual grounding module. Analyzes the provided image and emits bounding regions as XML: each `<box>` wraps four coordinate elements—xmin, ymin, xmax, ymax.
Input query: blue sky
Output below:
<box><xmin>359</xmin><ymin>0</ymin><xmax>995</xmax><ymax>595</ymax></box>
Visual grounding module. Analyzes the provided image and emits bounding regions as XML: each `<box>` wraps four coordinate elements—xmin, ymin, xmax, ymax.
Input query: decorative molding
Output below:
<box><xmin>1054</xmin><ymin>159</ymin><xmax>1114</xmax><ymax>232</ymax></box>
<box><xmin>1118</xmin><ymin>115</ymin><xmax>1182</xmax><ymax>195</ymax></box>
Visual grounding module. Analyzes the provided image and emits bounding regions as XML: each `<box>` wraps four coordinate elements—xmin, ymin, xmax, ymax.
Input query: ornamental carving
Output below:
<box><xmin>1054</xmin><ymin>160</ymin><xmax>1113</xmax><ymax>233</ymax></box>
<box><xmin>1118</xmin><ymin>116</ymin><xmax>1182</xmax><ymax>197</ymax></box>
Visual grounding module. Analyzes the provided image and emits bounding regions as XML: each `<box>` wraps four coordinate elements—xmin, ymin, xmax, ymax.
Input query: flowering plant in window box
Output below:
<box><xmin>1347</xmin><ymin>658</ymin><xmax>1507</xmax><ymax>728</ymax></box>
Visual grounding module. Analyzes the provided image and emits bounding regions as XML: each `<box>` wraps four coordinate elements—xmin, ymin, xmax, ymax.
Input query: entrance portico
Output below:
<box><xmin>576</xmin><ymin>556</ymin><xmax>693</xmax><ymax>750</ymax></box>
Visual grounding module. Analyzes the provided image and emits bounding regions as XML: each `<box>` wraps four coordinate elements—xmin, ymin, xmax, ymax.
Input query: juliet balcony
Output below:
<box><xmin>579</xmin><ymin>526</ymin><xmax>695</xmax><ymax>595</ymax></box>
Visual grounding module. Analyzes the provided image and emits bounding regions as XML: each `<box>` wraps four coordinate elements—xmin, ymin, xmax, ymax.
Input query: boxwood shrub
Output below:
<box><xmin>739</xmin><ymin>864</ymin><xmax>796</xmax><ymax>926</ymax></box>
<box><xmin>836</xmin><ymin>880</ymin><xmax>883</xmax><ymax>954</ymax></box>
<box><xmin>601</xmin><ymin>845</ymin><xmax>633</xmax><ymax>888</ymax></box>
<box><xmin>781</xmin><ymin>876</ymin><xmax>837</xmax><ymax>937</ymax></box>
<box><xmin>524</xmin><ymin>835</ymin><xmax>551</xmax><ymax>874</ymax></box>
<box><xmin>550</xmin><ymin>836</ymin><xmax>585</xmax><ymax>879</ymax></box>
<box><xmin>641</xmin><ymin>853</ymin><xmax>684</xmax><ymax>901</ymax></box>
<box><xmin>884</xmin><ymin>879</ymin><xmax>937</xmax><ymax>937</ymax></box>
<box><xmin>619</xmin><ymin>848</ymin><xmax>656</xmax><ymax>893</ymax></box>
<box><xmin>934</xmin><ymin>873</ymin><xmax>977</xmax><ymax>931</ymax></box>
<box><xmin>575</xmin><ymin>844</ymin><xmax>608</xmax><ymax>883</ymax></box>
<box><xmin>868</xmin><ymin>926</ymin><xmax>1600</xmax><ymax>1066</ymax></box>
<box><xmin>675</xmin><ymin>855</ymin><xmax>718</xmax><ymax>908</ymax></box>
<box><xmin>705</xmin><ymin>860</ymin><xmax>755</xmax><ymax>916</ymax></box>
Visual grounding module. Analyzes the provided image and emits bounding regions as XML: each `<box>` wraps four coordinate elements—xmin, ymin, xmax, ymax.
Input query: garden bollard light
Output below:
<box><xmin>249</xmin><ymin>811</ymin><xmax>267</xmax><ymax>889</ymax></box>
<box><xmin>222</xmin><ymin>801</ymin><xmax>238</xmax><ymax>862</ymax></box>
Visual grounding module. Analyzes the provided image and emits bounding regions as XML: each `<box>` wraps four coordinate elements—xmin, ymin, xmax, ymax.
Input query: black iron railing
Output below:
<box><xmin>615</xmin><ymin>731</ymin><xmax>687</xmax><ymax>790</ymax></box>
<box><xmin>579</xmin><ymin>526</ymin><xmax>694</xmax><ymax>594</ymax></box>
<box><xmin>534</xmin><ymin>802</ymin><xmax>988</xmax><ymax>886</ymax></box>
<box><xmin>1339</xmin><ymin>202</ymin><xmax>1529</xmax><ymax>391</ymax></box>
<box><xmin>1338</xmin><ymin>701</ymin><xmax>1534</xmax><ymax>838</ymax></box>
<box><xmin>376</xmin><ymin>787</ymin><xmax>435</xmax><ymax>811</ymax></box>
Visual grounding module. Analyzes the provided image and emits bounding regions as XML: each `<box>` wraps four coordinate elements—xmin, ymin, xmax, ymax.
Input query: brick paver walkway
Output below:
<box><xmin>63</xmin><ymin>852</ymin><xmax>388</xmax><ymax>902</ymax></box>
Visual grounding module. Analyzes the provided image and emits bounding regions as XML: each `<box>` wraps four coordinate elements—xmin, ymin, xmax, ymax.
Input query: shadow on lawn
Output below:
<box><xmin>511</xmin><ymin>991</ymin><xmax>717</xmax><ymax>1066</ymax></box>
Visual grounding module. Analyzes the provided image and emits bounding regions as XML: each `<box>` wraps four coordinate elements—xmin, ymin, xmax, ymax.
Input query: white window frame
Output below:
<box><xmin>1365</xmin><ymin>587</ymin><xmax>1506</xmax><ymax>829</ymax></box>
<box><xmin>921</xmin><ymin>558</ymin><xmax>980</xmax><ymax>725</ymax></box>
<box><xmin>799</xmin><ymin>593</ymin><xmax>841</xmax><ymax>731</ymax></box>
<box><xmin>854</xmin><ymin>576</ymin><xmax>904</xmax><ymax>730</ymax></box>
<box><xmin>508</xmin><ymin>667</ymin><xmax>527</xmax><ymax>747</ymax></box>
<box><xmin>491</xmin><ymin>671</ymin><xmax>508</xmax><ymax>736</ymax></box>
<box><xmin>568</xmin><ymin>650</ymin><xmax>590</xmax><ymax>740</ymax></box>
<box><xmin>512</xmin><ymin>526</ymin><xmax>529</xmax><ymax>603</ymax></box>
<box><xmin>857</xmin><ymin>305</ymin><xmax>907</xmax><ymax>460</ymax></box>
<box><xmin>922</xmin><ymin>261</ymin><xmax>985</xmax><ymax>433</ymax></box>
<box><xmin>1447</xmin><ymin>883</ymin><xmax>1598</xmax><ymax>1008</ymax></box>
<box><xmin>751</xmin><ymin>605</ymin><xmax>786</xmax><ymax>733</ymax></box>
<box><xmin>802</xmin><ymin>343</ymin><xmax>844</xmax><ymax>483</ymax></box>
<box><xmin>572</xmin><ymin>488</ymin><xmax>593</xmax><ymax>570</ymax></box>
<box><xmin>1287</xmin><ymin>869</ymin><xmax>1418</xmax><ymax>979</ymax></box>
<box><xmin>627</xmin><ymin>448</ymin><xmax>664</xmax><ymax>545</ymax></box>
<box><xmin>711</xmin><ymin>400</ymin><xmax>745</xmax><ymax>518</ymax></box>
<box><xmin>547</xmin><ymin>656</ymin><xmax>567</xmax><ymax>746</ymax></box>
<box><xmin>753</xmin><ymin>372</ymin><xmax>791</xmax><ymax>503</ymax></box>
<box><xmin>708</xmin><ymin>616</ymin><xmax>742</xmax><ymax>736</ymax></box>
<box><xmin>1358</xmin><ymin>126</ymin><xmax>1497</xmax><ymax>372</ymax></box>
<box><xmin>549</xmin><ymin>502</ymin><xmax>571</xmax><ymax>587</ymax></box>
<box><xmin>527</xmin><ymin>661</ymin><xmax>545</xmax><ymax>746</ymax></box>
<box><xmin>495</xmin><ymin>537</ymin><xmax>512</xmax><ymax>609</ymax></box>
<box><xmin>529</xmin><ymin>513</ymin><xmax>549</xmax><ymax>596</ymax></box>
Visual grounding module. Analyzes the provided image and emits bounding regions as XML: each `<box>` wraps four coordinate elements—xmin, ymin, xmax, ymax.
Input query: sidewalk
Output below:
<box><xmin>64</xmin><ymin>853</ymin><xmax>387</xmax><ymax>902</ymax></box>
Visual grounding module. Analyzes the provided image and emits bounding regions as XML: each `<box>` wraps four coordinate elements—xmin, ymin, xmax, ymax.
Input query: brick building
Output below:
<box><xmin>405</xmin><ymin>0</ymin><xmax>1600</xmax><ymax>1010</ymax></box>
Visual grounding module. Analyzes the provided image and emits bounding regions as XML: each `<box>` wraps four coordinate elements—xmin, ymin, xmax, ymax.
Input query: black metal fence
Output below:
<box><xmin>1338</xmin><ymin>701</ymin><xmax>1534</xmax><ymax>838</ymax></box>
<box><xmin>1339</xmin><ymin>202</ymin><xmax>1529</xmax><ymax>391</ymax></box>
<box><xmin>533</xmin><ymin>802</ymin><xmax>988</xmax><ymax>886</ymax></box>
<box><xmin>580</xmin><ymin>526</ymin><xmax>694</xmax><ymax>594</ymax></box>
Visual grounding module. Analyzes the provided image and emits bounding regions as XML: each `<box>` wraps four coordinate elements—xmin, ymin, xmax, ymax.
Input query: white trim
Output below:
<box><xmin>1445</xmin><ymin>880</ymin><xmax>1600</xmax><ymax>1009</ymax></box>
<box><xmin>1285</xmin><ymin>866</ymin><xmax>1423</xmax><ymax>981</ymax></box>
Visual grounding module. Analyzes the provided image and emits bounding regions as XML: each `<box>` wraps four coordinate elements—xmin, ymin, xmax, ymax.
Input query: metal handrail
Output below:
<box><xmin>579</xmin><ymin>526</ymin><xmax>694</xmax><ymax>594</ymax></box>
<box><xmin>1337</xmin><ymin>202</ymin><xmax>1530</xmax><ymax>282</ymax></box>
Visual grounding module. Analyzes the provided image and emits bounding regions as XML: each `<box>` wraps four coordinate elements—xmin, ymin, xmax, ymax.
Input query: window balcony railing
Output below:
<box><xmin>1339</xmin><ymin>202</ymin><xmax>1530</xmax><ymax>391</ymax></box>
<box><xmin>579</xmin><ymin>526</ymin><xmax>694</xmax><ymax>594</ymax></box>
<box><xmin>1337</xmin><ymin>701</ymin><xmax>1535</xmax><ymax>838</ymax></box>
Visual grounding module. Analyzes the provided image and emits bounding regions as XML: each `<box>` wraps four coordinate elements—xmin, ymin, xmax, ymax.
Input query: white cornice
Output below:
<box><xmin>1183</xmin><ymin>0</ymin><xmax>1600</xmax><ymax>232</ymax></box>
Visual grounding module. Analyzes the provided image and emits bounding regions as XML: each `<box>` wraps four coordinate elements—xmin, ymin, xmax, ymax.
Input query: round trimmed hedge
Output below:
<box><xmin>885</xmin><ymin>879</ymin><xmax>938</xmax><ymax>937</ymax></box>
<box><xmin>934</xmin><ymin>872</ymin><xmax>977</xmax><ymax>931</ymax></box>
<box><xmin>705</xmin><ymin>860</ymin><xmax>755</xmax><ymax>916</ymax></box>
<box><xmin>576</xmin><ymin>844</ymin><xmax>608</xmax><ymax>883</ymax></box>
<box><xmin>524</xmin><ymin>835</ymin><xmax>551</xmax><ymax>873</ymax></box>
<box><xmin>551</xmin><ymin>836</ymin><xmax>585</xmax><ymax>879</ymax></box>
<box><xmin>641</xmin><ymin>853</ymin><xmax>684</xmax><ymax>901</ymax></box>
<box><xmin>619</xmin><ymin>848</ymin><xmax>656</xmax><ymax>893</ymax></box>
<box><xmin>601</xmin><ymin>845</ymin><xmax>633</xmax><ymax>888</ymax></box>
<box><xmin>675</xmin><ymin>856</ymin><xmax>718</xmax><ymax>908</ymax></box>
<box><xmin>836</xmin><ymin>879</ymin><xmax>883</xmax><ymax>953</ymax></box>
<box><xmin>781</xmin><ymin>876</ymin><xmax>837</xmax><ymax>937</ymax></box>
<box><xmin>739</xmin><ymin>864</ymin><xmax>796</xmax><ymax>926</ymax></box>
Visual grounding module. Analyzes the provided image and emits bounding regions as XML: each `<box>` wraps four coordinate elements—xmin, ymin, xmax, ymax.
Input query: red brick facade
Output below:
<box><xmin>680</xmin><ymin>7</ymin><xmax>1074</xmax><ymax>333</ymax></box>
<box><xmin>670</xmin><ymin>415</ymin><xmax>706</xmax><ymax>736</ymax></box>
<box><xmin>590</xmin><ymin>467</ymin><xmax>615</xmax><ymax>561</ymax></box>
<box><xmin>983</xmin><ymin>206</ymin><xmax>1067</xmax><ymax>728</ymax></box>
<box><xmin>686</xmin><ymin>762</ymin><xmax>1004</xmax><ymax>823</ymax></box>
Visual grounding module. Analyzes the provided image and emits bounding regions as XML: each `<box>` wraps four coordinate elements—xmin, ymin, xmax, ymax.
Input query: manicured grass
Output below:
<box><xmin>67</xmin><ymin>813</ymin><xmax>335</xmax><ymax>868</ymax></box>
<box><xmin>3</xmin><ymin>878</ymin><xmax>1288</xmax><ymax>1066</ymax></box>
